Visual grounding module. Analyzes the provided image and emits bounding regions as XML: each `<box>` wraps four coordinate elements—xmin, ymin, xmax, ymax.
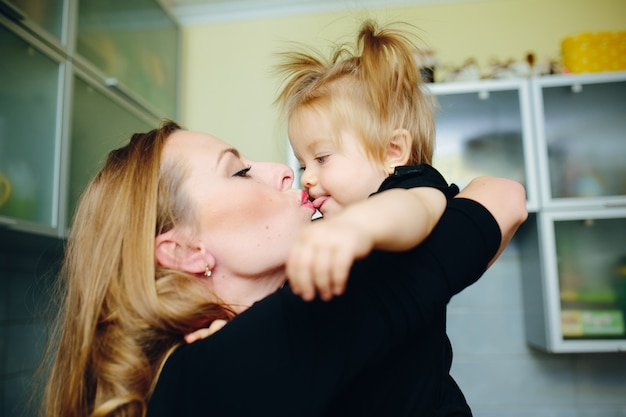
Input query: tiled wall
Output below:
<box><xmin>0</xmin><ymin>229</ymin><xmax>63</xmax><ymax>417</ymax></box>
<box><xmin>1</xmin><ymin>230</ymin><xmax>625</xmax><ymax>416</ymax></box>
<box><xmin>448</xmin><ymin>239</ymin><xmax>626</xmax><ymax>417</ymax></box>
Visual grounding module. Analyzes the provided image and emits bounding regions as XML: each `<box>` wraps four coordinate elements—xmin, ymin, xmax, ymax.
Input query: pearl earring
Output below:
<box><xmin>204</xmin><ymin>264</ymin><xmax>212</xmax><ymax>277</ymax></box>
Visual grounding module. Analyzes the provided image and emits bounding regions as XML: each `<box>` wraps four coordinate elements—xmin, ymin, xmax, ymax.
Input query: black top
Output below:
<box><xmin>380</xmin><ymin>164</ymin><xmax>460</xmax><ymax>200</ymax></box>
<box><xmin>147</xmin><ymin>166</ymin><xmax>500</xmax><ymax>417</ymax></box>
<box><xmin>328</xmin><ymin>165</ymin><xmax>472</xmax><ymax>417</ymax></box>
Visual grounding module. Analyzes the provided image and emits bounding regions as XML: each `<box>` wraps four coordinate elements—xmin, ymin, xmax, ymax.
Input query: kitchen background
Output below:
<box><xmin>1</xmin><ymin>0</ymin><xmax>625</xmax><ymax>416</ymax></box>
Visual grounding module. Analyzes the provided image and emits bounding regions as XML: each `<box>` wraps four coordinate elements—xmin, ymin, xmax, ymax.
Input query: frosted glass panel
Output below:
<box><xmin>542</xmin><ymin>81</ymin><xmax>626</xmax><ymax>199</ymax></box>
<box><xmin>3</xmin><ymin>0</ymin><xmax>65</xmax><ymax>40</ymax></box>
<box><xmin>76</xmin><ymin>0</ymin><xmax>178</xmax><ymax>117</ymax></box>
<box><xmin>0</xmin><ymin>25</ymin><xmax>60</xmax><ymax>226</ymax></box>
<box><xmin>556</xmin><ymin>217</ymin><xmax>626</xmax><ymax>339</ymax></box>
<box><xmin>433</xmin><ymin>90</ymin><xmax>527</xmax><ymax>190</ymax></box>
<box><xmin>68</xmin><ymin>76</ymin><xmax>154</xmax><ymax>227</ymax></box>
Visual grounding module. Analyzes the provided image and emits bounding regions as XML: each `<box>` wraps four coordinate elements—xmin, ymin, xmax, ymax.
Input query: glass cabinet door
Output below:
<box><xmin>529</xmin><ymin>209</ymin><xmax>626</xmax><ymax>352</ymax></box>
<box><xmin>76</xmin><ymin>0</ymin><xmax>179</xmax><ymax>118</ymax></box>
<box><xmin>533</xmin><ymin>72</ymin><xmax>626</xmax><ymax>209</ymax></box>
<box><xmin>555</xmin><ymin>216</ymin><xmax>626</xmax><ymax>340</ymax></box>
<box><xmin>0</xmin><ymin>22</ymin><xmax>61</xmax><ymax>232</ymax></box>
<box><xmin>67</xmin><ymin>73</ymin><xmax>156</xmax><ymax>230</ymax></box>
<box><xmin>427</xmin><ymin>79</ymin><xmax>538</xmax><ymax>211</ymax></box>
<box><xmin>1</xmin><ymin>0</ymin><xmax>66</xmax><ymax>41</ymax></box>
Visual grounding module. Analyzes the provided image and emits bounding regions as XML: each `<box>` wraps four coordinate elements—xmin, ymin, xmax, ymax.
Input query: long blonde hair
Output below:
<box><xmin>275</xmin><ymin>20</ymin><xmax>436</xmax><ymax>165</ymax></box>
<box><xmin>42</xmin><ymin>121</ymin><xmax>233</xmax><ymax>417</ymax></box>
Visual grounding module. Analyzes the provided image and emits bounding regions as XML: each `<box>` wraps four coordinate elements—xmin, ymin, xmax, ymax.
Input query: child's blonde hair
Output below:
<box><xmin>275</xmin><ymin>20</ymin><xmax>436</xmax><ymax>165</ymax></box>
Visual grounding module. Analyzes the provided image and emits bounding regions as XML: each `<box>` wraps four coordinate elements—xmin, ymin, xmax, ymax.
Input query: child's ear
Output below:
<box><xmin>155</xmin><ymin>229</ymin><xmax>214</xmax><ymax>275</ymax></box>
<box><xmin>384</xmin><ymin>128</ymin><xmax>412</xmax><ymax>175</ymax></box>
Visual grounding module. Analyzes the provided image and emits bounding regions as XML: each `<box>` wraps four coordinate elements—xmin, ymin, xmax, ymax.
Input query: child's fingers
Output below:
<box><xmin>287</xmin><ymin>244</ymin><xmax>318</xmax><ymax>301</ymax></box>
<box><xmin>313</xmin><ymin>248</ymin><xmax>352</xmax><ymax>300</ymax></box>
<box><xmin>183</xmin><ymin>319</ymin><xmax>228</xmax><ymax>344</ymax></box>
<box><xmin>312</xmin><ymin>249</ymin><xmax>334</xmax><ymax>301</ymax></box>
<box><xmin>289</xmin><ymin>269</ymin><xmax>316</xmax><ymax>301</ymax></box>
<box><xmin>287</xmin><ymin>228</ymin><xmax>363</xmax><ymax>301</ymax></box>
<box><xmin>328</xmin><ymin>248</ymin><xmax>353</xmax><ymax>296</ymax></box>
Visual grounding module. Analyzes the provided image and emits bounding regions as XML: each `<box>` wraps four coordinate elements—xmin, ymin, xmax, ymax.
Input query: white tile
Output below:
<box><xmin>452</xmin><ymin>355</ymin><xmax>576</xmax><ymax>407</ymax></box>
<box><xmin>449</xmin><ymin>248</ymin><xmax>524</xmax><ymax>310</ymax></box>
<box><xmin>447</xmin><ymin>309</ymin><xmax>529</xmax><ymax>355</ymax></box>
<box><xmin>573</xmin><ymin>355</ymin><xmax>626</xmax><ymax>405</ymax></box>
<box><xmin>472</xmin><ymin>405</ymin><xmax>626</xmax><ymax>417</ymax></box>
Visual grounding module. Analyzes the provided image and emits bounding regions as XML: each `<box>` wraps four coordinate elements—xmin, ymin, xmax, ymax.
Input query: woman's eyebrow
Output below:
<box><xmin>216</xmin><ymin>147</ymin><xmax>241</xmax><ymax>166</ymax></box>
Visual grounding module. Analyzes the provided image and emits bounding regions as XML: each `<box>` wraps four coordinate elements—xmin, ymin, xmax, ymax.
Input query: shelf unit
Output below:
<box><xmin>523</xmin><ymin>71</ymin><xmax>626</xmax><ymax>352</ymax></box>
<box><xmin>532</xmin><ymin>71</ymin><xmax>626</xmax><ymax>210</ymax></box>
<box><xmin>0</xmin><ymin>0</ymin><xmax>180</xmax><ymax>237</ymax></box>
<box><xmin>521</xmin><ymin>208</ymin><xmax>626</xmax><ymax>352</ymax></box>
<box><xmin>426</xmin><ymin>78</ymin><xmax>540</xmax><ymax>212</ymax></box>
<box><xmin>428</xmin><ymin>71</ymin><xmax>626</xmax><ymax>352</ymax></box>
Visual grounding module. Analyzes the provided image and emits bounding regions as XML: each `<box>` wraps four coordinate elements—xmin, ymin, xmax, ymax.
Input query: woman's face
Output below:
<box><xmin>164</xmin><ymin>130</ymin><xmax>316</xmax><ymax>279</ymax></box>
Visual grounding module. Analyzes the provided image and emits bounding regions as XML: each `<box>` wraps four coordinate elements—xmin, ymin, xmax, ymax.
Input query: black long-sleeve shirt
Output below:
<box><xmin>148</xmin><ymin>167</ymin><xmax>500</xmax><ymax>417</ymax></box>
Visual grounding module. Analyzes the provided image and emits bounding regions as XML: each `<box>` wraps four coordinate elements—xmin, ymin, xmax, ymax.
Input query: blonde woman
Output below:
<box><xmin>41</xmin><ymin>121</ymin><xmax>525</xmax><ymax>417</ymax></box>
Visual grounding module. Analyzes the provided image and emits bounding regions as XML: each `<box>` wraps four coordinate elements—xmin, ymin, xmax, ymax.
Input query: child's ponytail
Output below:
<box><xmin>356</xmin><ymin>21</ymin><xmax>434</xmax><ymax>164</ymax></box>
<box><xmin>357</xmin><ymin>20</ymin><xmax>424</xmax><ymax>124</ymax></box>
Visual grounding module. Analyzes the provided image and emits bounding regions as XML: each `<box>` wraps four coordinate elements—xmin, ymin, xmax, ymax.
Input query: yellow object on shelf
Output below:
<box><xmin>561</xmin><ymin>31</ymin><xmax>626</xmax><ymax>73</ymax></box>
<box><xmin>561</xmin><ymin>309</ymin><xmax>625</xmax><ymax>337</ymax></box>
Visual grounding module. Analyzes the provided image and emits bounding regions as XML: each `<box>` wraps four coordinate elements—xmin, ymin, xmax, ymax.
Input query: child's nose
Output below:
<box><xmin>300</xmin><ymin>169</ymin><xmax>317</xmax><ymax>190</ymax></box>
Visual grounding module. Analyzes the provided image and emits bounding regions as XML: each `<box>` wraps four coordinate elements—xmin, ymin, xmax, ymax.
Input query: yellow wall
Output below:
<box><xmin>180</xmin><ymin>0</ymin><xmax>626</xmax><ymax>164</ymax></box>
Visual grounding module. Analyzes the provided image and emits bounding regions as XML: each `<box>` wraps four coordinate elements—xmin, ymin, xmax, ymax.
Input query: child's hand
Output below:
<box><xmin>286</xmin><ymin>217</ymin><xmax>374</xmax><ymax>301</ymax></box>
<box><xmin>184</xmin><ymin>319</ymin><xmax>228</xmax><ymax>344</ymax></box>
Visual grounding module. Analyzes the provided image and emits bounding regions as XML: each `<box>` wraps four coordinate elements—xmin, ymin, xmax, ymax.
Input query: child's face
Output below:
<box><xmin>289</xmin><ymin>106</ymin><xmax>388</xmax><ymax>218</ymax></box>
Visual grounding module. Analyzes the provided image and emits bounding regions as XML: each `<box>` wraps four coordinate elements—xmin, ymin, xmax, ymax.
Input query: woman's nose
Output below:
<box><xmin>254</xmin><ymin>161</ymin><xmax>294</xmax><ymax>191</ymax></box>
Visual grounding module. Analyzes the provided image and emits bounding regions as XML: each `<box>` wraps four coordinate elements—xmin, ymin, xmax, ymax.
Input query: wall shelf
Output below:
<box><xmin>428</xmin><ymin>71</ymin><xmax>626</xmax><ymax>352</ymax></box>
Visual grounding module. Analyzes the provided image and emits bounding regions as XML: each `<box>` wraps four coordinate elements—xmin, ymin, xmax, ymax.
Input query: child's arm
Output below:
<box><xmin>286</xmin><ymin>186</ymin><xmax>446</xmax><ymax>301</ymax></box>
<box><xmin>456</xmin><ymin>176</ymin><xmax>527</xmax><ymax>267</ymax></box>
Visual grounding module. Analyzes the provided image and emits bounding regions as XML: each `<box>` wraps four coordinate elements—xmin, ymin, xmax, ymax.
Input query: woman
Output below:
<box><xmin>42</xmin><ymin>121</ymin><xmax>526</xmax><ymax>417</ymax></box>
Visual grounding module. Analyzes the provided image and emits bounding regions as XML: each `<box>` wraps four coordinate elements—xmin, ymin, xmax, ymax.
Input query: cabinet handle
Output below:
<box><xmin>105</xmin><ymin>78</ymin><xmax>159</xmax><ymax>118</ymax></box>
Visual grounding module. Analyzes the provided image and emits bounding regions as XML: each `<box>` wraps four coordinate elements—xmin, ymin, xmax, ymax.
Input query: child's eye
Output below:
<box><xmin>233</xmin><ymin>166</ymin><xmax>251</xmax><ymax>177</ymax></box>
<box><xmin>315</xmin><ymin>155</ymin><xmax>328</xmax><ymax>164</ymax></box>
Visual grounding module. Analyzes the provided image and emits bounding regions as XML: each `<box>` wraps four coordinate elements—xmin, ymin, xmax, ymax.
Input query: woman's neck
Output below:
<box><xmin>211</xmin><ymin>269</ymin><xmax>286</xmax><ymax>313</ymax></box>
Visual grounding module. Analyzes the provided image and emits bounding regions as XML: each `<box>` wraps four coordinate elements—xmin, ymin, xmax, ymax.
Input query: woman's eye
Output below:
<box><xmin>233</xmin><ymin>166</ymin><xmax>251</xmax><ymax>177</ymax></box>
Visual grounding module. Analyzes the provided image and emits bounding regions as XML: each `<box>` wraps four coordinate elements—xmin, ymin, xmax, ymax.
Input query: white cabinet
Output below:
<box><xmin>67</xmin><ymin>70</ymin><xmax>155</xmax><ymax>229</ymax></box>
<box><xmin>521</xmin><ymin>209</ymin><xmax>626</xmax><ymax>352</ymax></box>
<box><xmin>76</xmin><ymin>0</ymin><xmax>180</xmax><ymax>118</ymax></box>
<box><xmin>0</xmin><ymin>0</ymin><xmax>179</xmax><ymax>237</ymax></box>
<box><xmin>427</xmin><ymin>78</ymin><xmax>540</xmax><ymax>211</ymax></box>
<box><xmin>521</xmin><ymin>72</ymin><xmax>626</xmax><ymax>352</ymax></box>
<box><xmin>532</xmin><ymin>72</ymin><xmax>626</xmax><ymax>209</ymax></box>
<box><xmin>0</xmin><ymin>20</ymin><xmax>63</xmax><ymax>235</ymax></box>
<box><xmin>429</xmin><ymin>72</ymin><xmax>626</xmax><ymax>352</ymax></box>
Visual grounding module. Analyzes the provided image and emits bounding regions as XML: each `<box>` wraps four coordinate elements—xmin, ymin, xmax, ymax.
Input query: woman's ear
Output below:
<box><xmin>155</xmin><ymin>229</ymin><xmax>213</xmax><ymax>275</ymax></box>
<box><xmin>385</xmin><ymin>128</ymin><xmax>412</xmax><ymax>175</ymax></box>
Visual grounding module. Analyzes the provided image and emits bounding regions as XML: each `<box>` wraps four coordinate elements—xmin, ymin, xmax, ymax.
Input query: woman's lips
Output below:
<box><xmin>301</xmin><ymin>190</ymin><xmax>316</xmax><ymax>211</ymax></box>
